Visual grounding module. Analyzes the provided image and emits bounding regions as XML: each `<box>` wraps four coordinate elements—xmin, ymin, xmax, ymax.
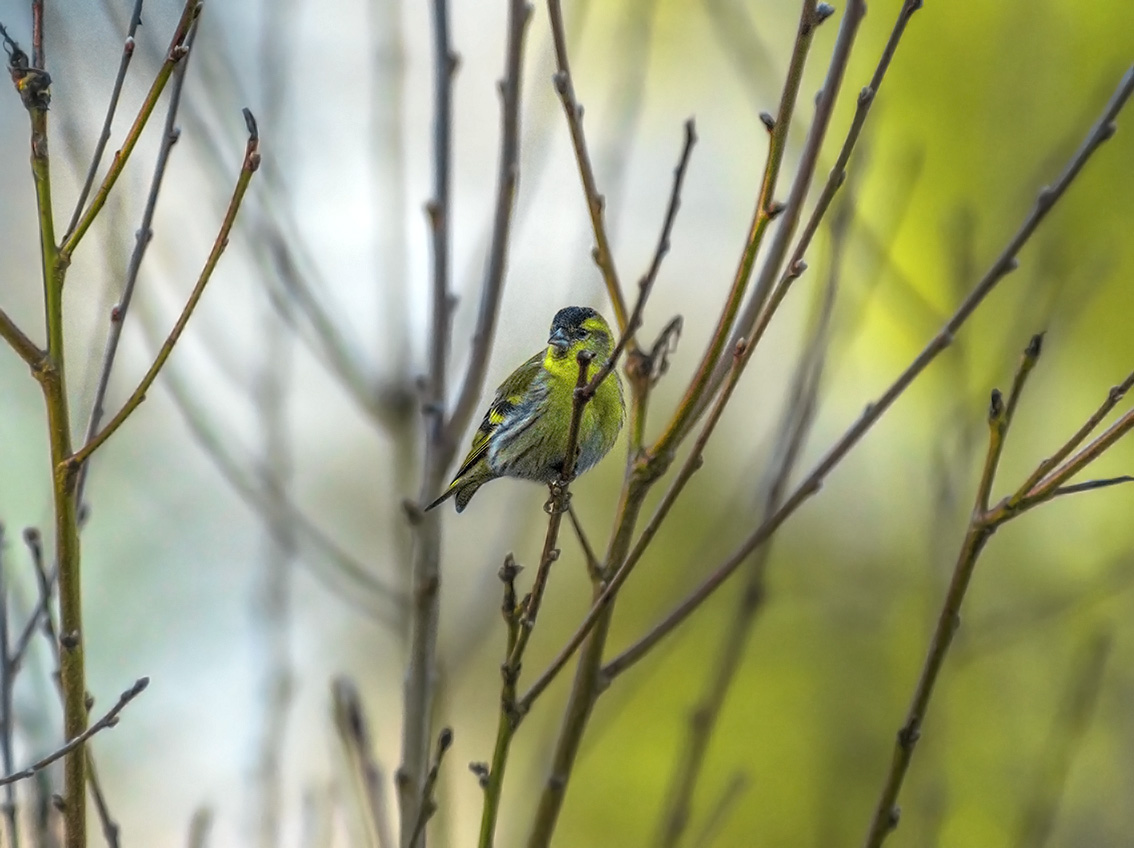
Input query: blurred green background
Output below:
<box><xmin>1</xmin><ymin>0</ymin><xmax>1133</xmax><ymax>845</ymax></box>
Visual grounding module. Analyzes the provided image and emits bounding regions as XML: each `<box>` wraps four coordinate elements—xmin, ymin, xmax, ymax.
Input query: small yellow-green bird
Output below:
<box><xmin>425</xmin><ymin>306</ymin><xmax>625</xmax><ymax>513</ymax></box>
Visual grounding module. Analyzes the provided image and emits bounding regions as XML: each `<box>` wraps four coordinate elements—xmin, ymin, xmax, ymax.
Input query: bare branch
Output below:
<box><xmin>651</xmin><ymin>0</ymin><xmax>840</xmax><ymax>456</ymax></box>
<box><xmin>1009</xmin><ymin>369</ymin><xmax>1134</xmax><ymax>507</ymax></box>
<box><xmin>446</xmin><ymin>0</ymin><xmax>534</xmax><ymax>451</ymax></box>
<box><xmin>75</xmin><ymin>13</ymin><xmax>199</xmax><ymax>510</ymax></box>
<box><xmin>333</xmin><ymin>679</ymin><xmax>395</xmax><ymax>848</ymax></box>
<box><xmin>0</xmin><ymin>678</ymin><xmax>149</xmax><ymax>787</ymax></box>
<box><xmin>545</xmin><ymin>0</ymin><xmax>630</xmax><ymax>333</ymax></box>
<box><xmin>409</xmin><ymin>729</ymin><xmax>453</xmax><ymax>848</ymax></box>
<box><xmin>734</xmin><ymin>0</ymin><xmax>924</xmax><ymax>389</ymax></box>
<box><xmin>0</xmin><ymin>307</ymin><xmax>44</xmax><ymax>367</ymax></box>
<box><xmin>63</xmin><ymin>0</ymin><xmax>144</xmax><ymax>239</ymax></box>
<box><xmin>604</xmin><ymin>63</ymin><xmax>1134</xmax><ymax>680</ymax></box>
<box><xmin>67</xmin><ymin>109</ymin><xmax>262</xmax><ymax>470</ymax></box>
<box><xmin>590</xmin><ymin>119</ymin><xmax>697</xmax><ymax>404</ymax></box>
<box><xmin>399</xmin><ymin>0</ymin><xmax>458</xmax><ymax>837</ymax></box>
<box><xmin>60</xmin><ymin>0</ymin><xmax>200</xmax><ymax>259</ymax></box>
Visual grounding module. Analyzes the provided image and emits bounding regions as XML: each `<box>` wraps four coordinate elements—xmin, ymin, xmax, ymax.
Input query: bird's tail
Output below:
<box><xmin>423</xmin><ymin>482</ymin><xmax>458</xmax><ymax>512</ymax></box>
<box><xmin>423</xmin><ymin>476</ymin><xmax>486</xmax><ymax>513</ymax></box>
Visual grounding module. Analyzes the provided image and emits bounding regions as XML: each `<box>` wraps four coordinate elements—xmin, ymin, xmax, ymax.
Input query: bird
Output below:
<box><xmin>425</xmin><ymin>306</ymin><xmax>625</xmax><ymax>513</ymax></box>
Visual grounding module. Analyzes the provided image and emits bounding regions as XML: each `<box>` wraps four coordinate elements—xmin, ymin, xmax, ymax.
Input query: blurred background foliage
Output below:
<box><xmin>0</xmin><ymin>0</ymin><xmax>1133</xmax><ymax>845</ymax></box>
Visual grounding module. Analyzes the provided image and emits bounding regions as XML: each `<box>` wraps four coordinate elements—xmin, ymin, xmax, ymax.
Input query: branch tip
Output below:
<box><xmin>759</xmin><ymin>111</ymin><xmax>775</xmax><ymax>132</ymax></box>
<box><xmin>437</xmin><ymin>727</ymin><xmax>454</xmax><ymax>754</ymax></box>
<box><xmin>243</xmin><ymin>107</ymin><xmax>259</xmax><ymax>140</ymax></box>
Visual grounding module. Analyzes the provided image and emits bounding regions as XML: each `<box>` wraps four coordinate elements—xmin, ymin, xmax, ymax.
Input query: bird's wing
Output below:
<box><xmin>450</xmin><ymin>350</ymin><xmax>545</xmax><ymax>482</ymax></box>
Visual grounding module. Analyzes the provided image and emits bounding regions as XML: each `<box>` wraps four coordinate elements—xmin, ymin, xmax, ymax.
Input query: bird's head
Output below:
<box><xmin>546</xmin><ymin>306</ymin><xmax>614</xmax><ymax>363</ymax></box>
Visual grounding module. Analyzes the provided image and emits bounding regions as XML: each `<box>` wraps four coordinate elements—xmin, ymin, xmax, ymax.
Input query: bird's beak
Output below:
<box><xmin>548</xmin><ymin>326</ymin><xmax>570</xmax><ymax>355</ymax></box>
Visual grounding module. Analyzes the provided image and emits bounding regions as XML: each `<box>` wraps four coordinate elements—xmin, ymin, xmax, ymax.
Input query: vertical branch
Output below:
<box><xmin>31</xmin><ymin>0</ymin><xmax>43</xmax><ymax>69</ymax></box>
<box><xmin>545</xmin><ymin>0</ymin><xmax>630</xmax><ymax>333</ymax></box>
<box><xmin>0</xmin><ymin>524</ymin><xmax>17</xmax><ymax>848</ymax></box>
<box><xmin>399</xmin><ymin>0</ymin><xmax>457</xmax><ymax>842</ymax></box>
<box><xmin>521</xmin><ymin>113</ymin><xmax>696</xmax><ymax>848</ymax></box>
<box><xmin>445</xmin><ymin>0</ymin><xmax>533</xmax><ymax>449</ymax></box>
<box><xmin>2</xmin><ymin>24</ymin><xmax>93</xmax><ymax>845</ymax></box>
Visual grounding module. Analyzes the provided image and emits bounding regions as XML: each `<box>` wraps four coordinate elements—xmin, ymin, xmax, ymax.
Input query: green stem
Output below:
<box><xmin>30</xmin><ymin>101</ymin><xmax>86</xmax><ymax>848</ymax></box>
<box><xmin>525</xmin><ymin>479</ymin><xmax>650</xmax><ymax>846</ymax></box>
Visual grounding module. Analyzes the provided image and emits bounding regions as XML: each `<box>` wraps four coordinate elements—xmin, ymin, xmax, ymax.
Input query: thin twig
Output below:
<box><xmin>655</xmin><ymin>174</ymin><xmax>847</xmax><ymax>848</ymax></box>
<box><xmin>735</xmin><ymin>0</ymin><xmax>924</xmax><ymax>390</ymax></box>
<box><xmin>1016</xmin><ymin>408</ymin><xmax>1134</xmax><ymax>507</ymax></box>
<box><xmin>545</xmin><ymin>0</ymin><xmax>630</xmax><ymax>333</ymax></box>
<box><xmin>688</xmin><ymin>772</ymin><xmax>750</xmax><ymax>848</ymax></box>
<box><xmin>75</xmin><ymin>14</ymin><xmax>199</xmax><ymax>510</ymax></box>
<box><xmin>590</xmin><ymin>119</ymin><xmax>697</xmax><ymax>404</ymax></box>
<box><xmin>63</xmin><ymin>0</ymin><xmax>145</xmax><ymax>240</ymax></box>
<box><xmin>12</xmin><ymin>530</ymin><xmax>56</xmax><ymax>672</ymax></box>
<box><xmin>18</xmin><ymin>532</ymin><xmax>122</xmax><ymax>846</ymax></box>
<box><xmin>478</xmin><ymin>353</ymin><xmax>594</xmax><ymax>848</ymax></box>
<box><xmin>1008</xmin><ymin>370</ymin><xmax>1134</xmax><ymax>507</ymax></box>
<box><xmin>702</xmin><ymin>0</ymin><xmax>870</xmax><ymax>440</ymax></box>
<box><xmin>0</xmin><ymin>307</ymin><xmax>44</xmax><ymax>367</ymax></box>
<box><xmin>60</xmin><ymin>0</ymin><xmax>200</xmax><ymax>260</ymax></box>
<box><xmin>1048</xmin><ymin>475</ymin><xmax>1134</xmax><ymax>497</ymax></box>
<box><xmin>408</xmin><ymin>729</ymin><xmax>453</xmax><ymax>848</ymax></box>
<box><xmin>332</xmin><ymin>679</ymin><xmax>395</xmax><ymax>848</ymax></box>
<box><xmin>565</xmin><ymin>504</ymin><xmax>601</xmax><ymax>581</ymax></box>
<box><xmin>446</xmin><ymin>0</ymin><xmax>533</xmax><ymax>451</ymax></box>
<box><xmin>31</xmin><ymin>0</ymin><xmax>44</xmax><ymax>69</ymax></box>
<box><xmin>66</xmin><ymin>109</ymin><xmax>262</xmax><ymax>470</ymax></box>
<box><xmin>650</xmin><ymin>0</ymin><xmax>834</xmax><ymax>456</ymax></box>
<box><xmin>602</xmin><ymin>65</ymin><xmax>1134</xmax><ymax>681</ymax></box>
<box><xmin>0</xmin><ymin>678</ymin><xmax>149</xmax><ymax>787</ymax></box>
<box><xmin>860</xmin><ymin>340</ymin><xmax>1042</xmax><ymax>848</ymax></box>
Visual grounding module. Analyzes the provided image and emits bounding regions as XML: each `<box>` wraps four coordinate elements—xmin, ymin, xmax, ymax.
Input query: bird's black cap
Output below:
<box><xmin>550</xmin><ymin>306</ymin><xmax>598</xmax><ymax>331</ymax></box>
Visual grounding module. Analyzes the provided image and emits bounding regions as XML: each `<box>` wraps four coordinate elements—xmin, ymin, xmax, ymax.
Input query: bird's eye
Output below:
<box><xmin>576</xmin><ymin>328</ymin><xmax>590</xmax><ymax>340</ymax></box>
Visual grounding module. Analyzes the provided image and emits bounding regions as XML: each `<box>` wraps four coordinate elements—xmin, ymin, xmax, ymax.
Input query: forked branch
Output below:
<box><xmin>66</xmin><ymin>109</ymin><xmax>262</xmax><ymax>471</ymax></box>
